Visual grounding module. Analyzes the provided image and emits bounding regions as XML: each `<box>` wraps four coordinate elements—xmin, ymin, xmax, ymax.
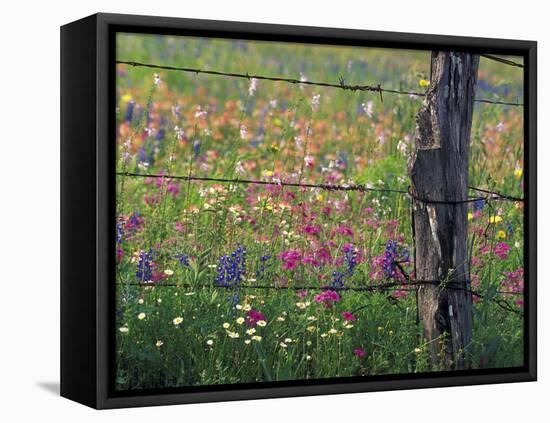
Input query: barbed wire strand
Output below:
<box><xmin>480</xmin><ymin>54</ymin><xmax>524</xmax><ymax>68</ymax></box>
<box><xmin>116</xmin><ymin>60</ymin><xmax>523</xmax><ymax>107</ymax></box>
<box><xmin>116</xmin><ymin>171</ymin><xmax>524</xmax><ymax>203</ymax></box>
<box><xmin>115</xmin><ymin>280</ymin><xmax>523</xmax><ymax>315</ymax></box>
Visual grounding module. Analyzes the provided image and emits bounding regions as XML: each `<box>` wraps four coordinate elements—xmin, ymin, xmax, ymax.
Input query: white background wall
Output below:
<box><xmin>1</xmin><ymin>0</ymin><xmax>546</xmax><ymax>420</ymax></box>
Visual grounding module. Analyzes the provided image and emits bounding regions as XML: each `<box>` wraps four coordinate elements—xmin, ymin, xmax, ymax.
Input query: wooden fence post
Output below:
<box><xmin>409</xmin><ymin>51</ymin><xmax>479</xmax><ymax>370</ymax></box>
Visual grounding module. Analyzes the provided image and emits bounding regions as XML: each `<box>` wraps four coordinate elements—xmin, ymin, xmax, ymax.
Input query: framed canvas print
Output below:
<box><xmin>60</xmin><ymin>13</ymin><xmax>537</xmax><ymax>409</ymax></box>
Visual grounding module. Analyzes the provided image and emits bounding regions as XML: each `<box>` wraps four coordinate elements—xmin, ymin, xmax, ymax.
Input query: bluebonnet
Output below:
<box><xmin>138</xmin><ymin>145</ymin><xmax>155</xmax><ymax>166</ymax></box>
<box><xmin>331</xmin><ymin>271</ymin><xmax>345</xmax><ymax>289</ymax></box>
<box><xmin>124</xmin><ymin>100</ymin><xmax>135</xmax><ymax>122</ymax></box>
<box><xmin>156</xmin><ymin>128</ymin><xmax>165</xmax><ymax>141</ymax></box>
<box><xmin>116</xmin><ymin>223</ymin><xmax>124</xmax><ymax>245</ymax></box>
<box><xmin>215</xmin><ymin>246</ymin><xmax>247</xmax><ymax>312</ymax></box>
<box><xmin>344</xmin><ymin>244</ymin><xmax>358</xmax><ymax>277</ymax></box>
<box><xmin>193</xmin><ymin>139</ymin><xmax>201</xmax><ymax>157</ymax></box>
<box><xmin>215</xmin><ymin>246</ymin><xmax>247</xmax><ymax>287</ymax></box>
<box><xmin>136</xmin><ymin>249</ymin><xmax>153</xmax><ymax>284</ymax></box>
<box><xmin>382</xmin><ymin>240</ymin><xmax>410</xmax><ymax>280</ymax></box>
<box><xmin>255</xmin><ymin>254</ymin><xmax>271</xmax><ymax>280</ymax></box>
<box><xmin>473</xmin><ymin>199</ymin><xmax>485</xmax><ymax>211</ymax></box>
<box><xmin>506</xmin><ymin>222</ymin><xmax>514</xmax><ymax>234</ymax></box>
<box><xmin>128</xmin><ymin>213</ymin><xmax>141</xmax><ymax>227</ymax></box>
<box><xmin>175</xmin><ymin>253</ymin><xmax>190</xmax><ymax>268</ymax></box>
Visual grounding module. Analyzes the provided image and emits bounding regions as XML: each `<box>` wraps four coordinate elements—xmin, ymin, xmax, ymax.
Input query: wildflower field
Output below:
<box><xmin>115</xmin><ymin>33</ymin><xmax>525</xmax><ymax>390</ymax></box>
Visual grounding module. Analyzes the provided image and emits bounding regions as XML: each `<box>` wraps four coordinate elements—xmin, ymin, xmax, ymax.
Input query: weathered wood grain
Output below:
<box><xmin>409</xmin><ymin>51</ymin><xmax>479</xmax><ymax>370</ymax></box>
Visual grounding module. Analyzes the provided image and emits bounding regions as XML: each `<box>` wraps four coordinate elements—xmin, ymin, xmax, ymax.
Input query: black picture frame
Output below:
<box><xmin>60</xmin><ymin>12</ymin><xmax>537</xmax><ymax>409</ymax></box>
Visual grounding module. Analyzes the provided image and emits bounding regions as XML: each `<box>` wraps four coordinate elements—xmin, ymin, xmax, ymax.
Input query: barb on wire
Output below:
<box><xmin>116</xmin><ymin>172</ymin><xmax>524</xmax><ymax>203</ymax></box>
<box><xmin>480</xmin><ymin>54</ymin><xmax>524</xmax><ymax>68</ymax></box>
<box><xmin>117</xmin><ymin>171</ymin><xmax>409</xmax><ymax>195</ymax></box>
<box><xmin>116</xmin><ymin>60</ymin><xmax>523</xmax><ymax>107</ymax></box>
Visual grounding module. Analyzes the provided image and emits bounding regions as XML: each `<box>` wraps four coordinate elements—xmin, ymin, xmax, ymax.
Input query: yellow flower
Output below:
<box><xmin>329</xmin><ymin>328</ymin><xmax>338</xmax><ymax>335</ymax></box>
<box><xmin>235</xmin><ymin>304</ymin><xmax>243</xmax><ymax>310</ymax></box>
<box><xmin>414</xmin><ymin>347</ymin><xmax>422</xmax><ymax>354</ymax></box>
<box><xmin>246</xmin><ymin>328</ymin><xmax>256</xmax><ymax>335</ymax></box>
<box><xmin>251</xmin><ymin>335</ymin><xmax>262</xmax><ymax>342</ymax></box>
<box><xmin>222</xmin><ymin>322</ymin><xmax>230</xmax><ymax>329</ymax></box>
<box><xmin>284</xmin><ymin>338</ymin><xmax>292</xmax><ymax>344</ymax></box>
<box><xmin>243</xmin><ymin>304</ymin><xmax>252</xmax><ymax>312</ymax></box>
<box><xmin>138</xmin><ymin>298</ymin><xmax>144</xmax><ymax>305</ymax></box>
<box><xmin>236</xmin><ymin>317</ymin><xmax>245</xmax><ymax>325</ymax></box>
<box><xmin>305</xmin><ymin>355</ymin><xmax>312</xmax><ymax>361</ymax></box>
<box><xmin>468</xmin><ymin>212</ymin><xmax>473</xmax><ymax>221</ymax></box>
<box><xmin>295</xmin><ymin>302</ymin><xmax>307</xmax><ymax>309</ymax></box>
<box><xmin>344</xmin><ymin>324</ymin><xmax>354</xmax><ymax>329</ymax></box>
<box><xmin>226</xmin><ymin>331</ymin><xmax>240</xmax><ymax>338</ymax></box>
<box><xmin>206</xmin><ymin>339</ymin><xmax>214</xmax><ymax>346</ymax></box>
<box><xmin>164</xmin><ymin>269</ymin><xmax>174</xmax><ymax>276</ymax></box>
<box><xmin>121</xmin><ymin>93</ymin><xmax>132</xmax><ymax>102</ymax></box>
<box><xmin>279</xmin><ymin>342</ymin><xmax>288</xmax><ymax>348</ymax></box>
<box><xmin>257</xmin><ymin>320</ymin><xmax>267</xmax><ymax>327</ymax></box>
<box><xmin>155</xmin><ymin>340</ymin><xmax>164</xmax><ymax>348</ymax></box>
<box><xmin>244</xmin><ymin>339</ymin><xmax>251</xmax><ymax>345</ymax></box>
<box><xmin>489</xmin><ymin>215</ymin><xmax>503</xmax><ymax>224</ymax></box>
<box><xmin>138</xmin><ymin>312</ymin><xmax>146</xmax><ymax>320</ymax></box>
<box><xmin>497</xmin><ymin>230</ymin><xmax>507</xmax><ymax>239</ymax></box>
<box><xmin>173</xmin><ymin>317</ymin><xmax>183</xmax><ymax>325</ymax></box>
<box><xmin>276</xmin><ymin>316</ymin><xmax>286</xmax><ymax>322</ymax></box>
<box><xmin>514</xmin><ymin>167</ymin><xmax>523</xmax><ymax>179</ymax></box>
<box><xmin>119</xmin><ymin>326</ymin><xmax>129</xmax><ymax>333</ymax></box>
<box><xmin>419</xmin><ymin>79</ymin><xmax>430</xmax><ymax>88</ymax></box>
<box><xmin>307</xmin><ymin>326</ymin><xmax>316</xmax><ymax>333</ymax></box>
<box><xmin>316</xmin><ymin>194</ymin><xmax>324</xmax><ymax>202</ymax></box>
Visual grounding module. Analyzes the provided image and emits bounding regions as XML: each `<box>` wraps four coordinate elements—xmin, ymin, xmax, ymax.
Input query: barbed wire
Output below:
<box><xmin>116</xmin><ymin>60</ymin><xmax>523</xmax><ymax>107</ymax></box>
<box><xmin>480</xmin><ymin>54</ymin><xmax>524</xmax><ymax>68</ymax></box>
<box><xmin>116</xmin><ymin>171</ymin><xmax>524</xmax><ymax>203</ymax></box>
<box><xmin>115</xmin><ymin>280</ymin><xmax>523</xmax><ymax>315</ymax></box>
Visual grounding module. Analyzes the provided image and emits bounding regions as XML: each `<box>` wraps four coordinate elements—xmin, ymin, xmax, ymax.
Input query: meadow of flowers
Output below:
<box><xmin>114</xmin><ymin>33</ymin><xmax>525</xmax><ymax>390</ymax></box>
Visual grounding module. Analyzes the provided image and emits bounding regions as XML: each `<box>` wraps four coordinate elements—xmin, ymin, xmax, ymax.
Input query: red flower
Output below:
<box><xmin>341</xmin><ymin>311</ymin><xmax>356</xmax><ymax>321</ymax></box>
<box><xmin>279</xmin><ymin>249</ymin><xmax>302</xmax><ymax>270</ymax></box>
<box><xmin>495</xmin><ymin>242</ymin><xmax>511</xmax><ymax>259</ymax></box>
<box><xmin>336</xmin><ymin>225</ymin><xmax>354</xmax><ymax>237</ymax></box>
<box><xmin>353</xmin><ymin>348</ymin><xmax>366</xmax><ymax>358</ymax></box>
<box><xmin>246</xmin><ymin>309</ymin><xmax>266</xmax><ymax>326</ymax></box>
<box><xmin>314</xmin><ymin>290</ymin><xmax>341</xmax><ymax>308</ymax></box>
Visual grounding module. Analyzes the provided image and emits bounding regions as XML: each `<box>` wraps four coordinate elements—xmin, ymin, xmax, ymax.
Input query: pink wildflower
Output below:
<box><xmin>495</xmin><ymin>242</ymin><xmax>511</xmax><ymax>259</ymax></box>
<box><xmin>303</xmin><ymin>225</ymin><xmax>321</xmax><ymax>236</ymax></box>
<box><xmin>336</xmin><ymin>225</ymin><xmax>354</xmax><ymax>237</ymax></box>
<box><xmin>341</xmin><ymin>311</ymin><xmax>356</xmax><ymax>321</ymax></box>
<box><xmin>314</xmin><ymin>290</ymin><xmax>341</xmax><ymax>308</ymax></box>
<box><xmin>353</xmin><ymin>348</ymin><xmax>366</xmax><ymax>358</ymax></box>
<box><xmin>246</xmin><ymin>309</ymin><xmax>266</xmax><ymax>327</ymax></box>
<box><xmin>279</xmin><ymin>249</ymin><xmax>302</xmax><ymax>270</ymax></box>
